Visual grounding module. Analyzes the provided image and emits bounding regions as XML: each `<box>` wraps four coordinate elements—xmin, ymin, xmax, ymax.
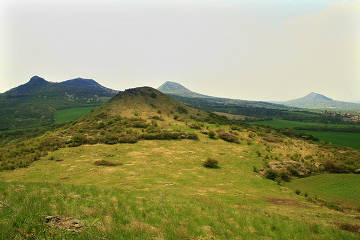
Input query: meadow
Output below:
<box><xmin>286</xmin><ymin>174</ymin><xmax>360</xmax><ymax>208</ymax></box>
<box><xmin>252</xmin><ymin>120</ymin><xmax>360</xmax><ymax>150</ymax></box>
<box><xmin>1</xmin><ymin>137</ymin><xmax>359</xmax><ymax>239</ymax></box>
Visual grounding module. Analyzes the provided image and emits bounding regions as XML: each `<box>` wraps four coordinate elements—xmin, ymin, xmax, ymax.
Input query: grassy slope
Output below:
<box><xmin>1</xmin><ymin>137</ymin><xmax>359</xmax><ymax>239</ymax></box>
<box><xmin>286</xmin><ymin>174</ymin><xmax>360</xmax><ymax>208</ymax></box>
<box><xmin>54</xmin><ymin>107</ymin><xmax>97</xmax><ymax>124</ymax></box>
<box><xmin>253</xmin><ymin>120</ymin><xmax>360</xmax><ymax>150</ymax></box>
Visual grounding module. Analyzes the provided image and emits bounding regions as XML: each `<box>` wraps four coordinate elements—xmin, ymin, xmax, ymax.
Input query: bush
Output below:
<box><xmin>69</xmin><ymin>134</ymin><xmax>87</xmax><ymax>147</ymax></box>
<box><xmin>218</xmin><ymin>132</ymin><xmax>239</xmax><ymax>143</ymax></box>
<box><xmin>264</xmin><ymin>169</ymin><xmax>278</xmax><ymax>180</ymax></box>
<box><xmin>103</xmin><ymin>134</ymin><xmax>119</xmax><ymax>145</ymax></box>
<box><xmin>208</xmin><ymin>131</ymin><xmax>216</xmax><ymax>139</ymax></box>
<box><xmin>185</xmin><ymin>133</ymin><xmax>199</xmax><ymax>140</ymax></box>
<box><xmin>295</xmin><ymin>189</ymin><xmax>301</xmax><ymax>195</ymax></box>
<box><xmin>279</xmin><ymin>171</ymin><xmax>290</xmax><ymax>182</ymax></box>
<box><xmin>203</xmin><ymin>158</ymin><xmax>219</xmax><ymax>168</ymax></box>
<box><xmin>96</xmin><ymin>122</ymin><xmax>105</xmax><ymax>129</ymax></box>
<box><xmin>189</xmin><ymin>123</ymin><xmax>202</xmax><ymax>130</ymax></box>
<box><xmin>177</xmin><ymin>106</ymin><xmax>188</xmax><ymax>114</ymax></box>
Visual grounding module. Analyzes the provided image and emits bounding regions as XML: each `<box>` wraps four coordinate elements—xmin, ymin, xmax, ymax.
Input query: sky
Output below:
<box><xmin>0</xmin><ymin>0</ymin><xmax>359</xmax><ymax>101</ymax></box>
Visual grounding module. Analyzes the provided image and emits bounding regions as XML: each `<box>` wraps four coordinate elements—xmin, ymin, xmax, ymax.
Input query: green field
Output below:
<box><xmin>253</xmin><ymin>120</ymin><xmax>360</xmax><ymax>150</ymax></box>
<box><xmin>287</xmin><ymin>174</ymin><xmax>360</xmax><ymax>208</ymax></box>
<box><xmin>303</xmin><ymin>131</ymin><xmax>360</xmax><ymax>150</ymax></box>
<box><xmin>1</xmin><ymin>138</ymin><xmax>359</xmax><ymax>239</ymax></box>
<box><xmin>54</xmin><ymin>107</ymin><xmax>96</xmax><ymax>124</ymax></box>
<box><xmin>253</xmin><ymin>119</ymin><xmax>360</xmax><ymax>129</ymax></box>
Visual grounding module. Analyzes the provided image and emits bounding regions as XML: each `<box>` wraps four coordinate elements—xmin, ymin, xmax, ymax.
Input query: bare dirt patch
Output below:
<box><xmin>267</xmin><ymin>198</ymin><xmax>301</xmax><ymax>207</ymax></box>
<box><xmin>45</xmin><ymin>216</ymin><xmax>85</xmax><ymax>232</ymax></box>
<box><xmin>338</xmin><ymin>223</ymin><xmax>360</xmax><ymax>234</ymax></box>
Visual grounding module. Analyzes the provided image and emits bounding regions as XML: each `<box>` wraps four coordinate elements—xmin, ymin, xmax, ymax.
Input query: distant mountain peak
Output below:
<box><xmin>305</xmin><ymin>92</ymin><xmax>332</xmax><ymax>101</ymax></box>
<box><xmin>158</xmin><ymin>81</ymin><xmax>191</xmax><ymax>92</ymax></box>
<box><xmin>158</xmin><ymin>81</ymin><xmax>210</xmax><ymax>98</ymax></box>
<box><xmin>281</xmin><ymin>92</ymin><xmax>360</xmax><ymax>110</ymax></box>
<box><xmin>28</xmin><ymin>75</ymin><xmax>48</xmax><ymax>85</ymax></box>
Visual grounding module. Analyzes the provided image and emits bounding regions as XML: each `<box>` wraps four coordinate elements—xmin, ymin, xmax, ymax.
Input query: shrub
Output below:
<box><xmin>69</xmin><ymin>134</ymin><xmax>87</xmax><ymax>147</ymax></box>
<box><xmin>295</xmin><ymin>189</ymin><xmax>301</xmax><ymax>195</ymax></box>
<box><xmin>130</xmin><ymin>120</ymin><xmax>149</xmax><ymax>128</ymax></box>
<box><xmin>279</xmin><ymin>171</ymin><xmax>290</xmax><ymax>182</ymax></box>
<box><xmin>103</xmin><ymin>134</ymin><xmax>119</xmax><ymax>145</ymax></box>
<box><xmin>264</xmin><ymin>169</ymin><xmax>278</xmax><ymax>180</ymax></box>
<box><xmin>94</xmin><ymin>160</ymin><xmax>122</xmax><ymax>166</ymax></box>
<box><xmin>177</xmin><ymin>106</ymin><xmax>188</xmax><ymax>114</ymax></box>
<box><xmin>218</xmin><ymin>132</ymin><xmax>239</xmax><ymax>143</ymax></box>
<box><xmin>189</xmin><ymin>123</ymin><xmax>202</xmax><ymax>130</ymax></box>
<box><xmin>118</xmin><ymin>135</ymin><xmax>138</xmax><ymax>143</ymax></box>
<box><xmin>185</xmin><ymin>133</ymin><xmax>199</xmax><ymax>140</ymax></box>
<box><xmin>203</xmin><ymin>158</ymin><xmax>219</xmax><ymax>168</ymax></box>
<box><xmin>208</xmin><ymin>131</ymin><xmax>216</xmax><ymax>139</ymax></box>
<box><xmin>96</xmin><ymin>122</ymin><xmax>105</xmax><ymax>129</ymax></box>
<box><xmin>150</xmin><ymin>92</ymin><xmax>157</xmax><ymax>98</ymax></box>
<box><xmin>323</xmin><ymin>160</ymin><xmax>349</xmax><ymax>173</ymax></box>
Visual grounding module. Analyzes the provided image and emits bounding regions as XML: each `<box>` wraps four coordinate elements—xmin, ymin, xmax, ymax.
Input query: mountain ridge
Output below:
<box><xmin>0</xmin><ymin>76</ymin><xmax>119</xmax><ymax>129</ymax></box>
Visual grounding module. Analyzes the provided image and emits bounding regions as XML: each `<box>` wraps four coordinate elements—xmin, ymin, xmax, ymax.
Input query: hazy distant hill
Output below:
<box><xmin>158</xmin><ymin>81</ymin><xmax>287</xmax><ymax>109</ymax></box>
<box><xmin>158</xmin><ymin>81</ymin><xmax>211</xmax><ymax>98</ymax></box>
<box><xmin>0</xmin><ymin>76</ymin><xmax>118</xmax><ymax>129</ymax></box>
<box><xmin>280</xmin><ymin>92</ymin><xmax>360</xmax><ymax>111</ymax></box>
<box><xmin>157</xmin><ymin>81</ymin><xmax>325</xmax><ymax>121</ymax></box>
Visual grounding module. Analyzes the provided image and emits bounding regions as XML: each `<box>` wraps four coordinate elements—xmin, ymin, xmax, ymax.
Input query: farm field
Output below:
<box><xmin>286</xmin><ymin>174</ymin><xmax>360</xmax><ymax>209</ymax></box>
<box><xmin>252</xmin><ymin>120</ymin><xmax>360</xmax><ymax>150</ymax></box>
<box><xmin>0</xmin><ymin>137</ymin><xmax>359</xmax><ymax>239</ymax></box>
<box><xmin>54</xmin><ymin>107</ymin><xmax>96</xmax><ymax>124</ymax></box>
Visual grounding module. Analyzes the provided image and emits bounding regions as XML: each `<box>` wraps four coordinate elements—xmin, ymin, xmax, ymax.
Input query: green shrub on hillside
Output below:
<box><xmin>217</xmin><ymin>131</ymin><xmax>239</xmax><ymax>143</ymax></box>
<box><xmin>208</xmin><ymin>131</ymin><xmax>216</xmax><ymax>139</ymax></box>
<box><xmin>203</xmin><ymin>158</ymin><xmax>219</xmax><ymax>168</ymax></box>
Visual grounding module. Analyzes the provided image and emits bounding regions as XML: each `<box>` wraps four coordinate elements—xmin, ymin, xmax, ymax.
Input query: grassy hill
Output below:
<box><xmin>0</xmin><ymin>76</ymin><xmax>118</xmax><ymax>130</ymax></box>
<box><xmin>1</xmin><ymin>87</ymin><xmax>360</xmax><ymax>239</ymax></box>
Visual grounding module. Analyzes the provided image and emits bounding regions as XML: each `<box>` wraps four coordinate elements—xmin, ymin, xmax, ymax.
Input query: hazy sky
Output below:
<box><xmin>1</xmin><ymin>0</ymin><xmax>359</xmax><ymax>101</ymax></box>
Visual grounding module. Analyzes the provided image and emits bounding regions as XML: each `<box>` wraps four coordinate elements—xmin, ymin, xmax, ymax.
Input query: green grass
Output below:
<box><xmin>253</xmin><ymin>119</ymin><xmax>359</xmax><ymax>129</ymax></box>
<box><xmin>0</xmin><ymin>138</ymin><xmax>359</xmax><ymax>239</ymax></box>
<box><xmin>252</xmin><ymin>120</ymin><xmax>360</xmax><ymax>150</ymax></box>
<box><xmin>54</xmin><ymin>107</ymin><xmax>96</xmax><ymax>124</ymax></box>
<box><xmin>303</xmin><ymin>131</ymin><xmax>360</xmax><ymax>150</ymax></box>
<box><xmin>286</xmin><ymin>174</ymin><xmax>360</xmax><ymax>208</ymax></box>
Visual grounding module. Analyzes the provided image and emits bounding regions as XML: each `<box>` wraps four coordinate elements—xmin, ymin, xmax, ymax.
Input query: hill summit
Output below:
<box><xmin>87</xmin><ymin>86</ymin><xmax>209</xmax><ymax>121</ymax></box>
